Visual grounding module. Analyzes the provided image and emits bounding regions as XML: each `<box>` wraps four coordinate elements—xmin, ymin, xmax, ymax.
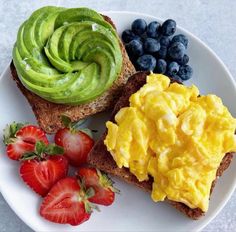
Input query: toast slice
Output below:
<box><xmin>88</xmin><ymin>71</ymin><xmax>234</xmax><ymax>219</ymax></box>
<box><xmin>10</xmin><ymin>15</ymin><xmax>136</xmax><ymax>134</ymax></box>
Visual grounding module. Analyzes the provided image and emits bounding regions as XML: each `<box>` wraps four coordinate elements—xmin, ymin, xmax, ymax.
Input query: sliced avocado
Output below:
<box><xmin>13</xmin><ymin>6</ymin><xmax>123</xmax><ymax>105</ymax></box>
<box><xmin>13</xmin><ymin>46</ymin><xmax>63</xmax><ymax>87</ymax></box>
<box><xmin>70</xmin><ymin>30</ymin><xmax>114</xmax><ymax>60</ymax></box>
<box><xmin>54</xmin><ymin>8</ymin><xmax>103</xmax><ymax>28</ymax></box>
<box><xmin>34</xmin><ymin>7</ymin><xmax>64</xmax><ymax>48</ymax></box>
<box><xmin>51</xmin><ymin>63</ymin><xmax>100</xmax><ymax>102</ymax></box>
<box><xmin>57</xmin><ymin>23</ymin><xmax>91</xmax><ymax>62</ymax></box>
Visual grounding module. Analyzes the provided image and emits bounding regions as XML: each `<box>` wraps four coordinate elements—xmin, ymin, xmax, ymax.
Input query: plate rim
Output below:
<box><xmin>0</xmin><ymin>10</ymin><xmax>236</xmax><ymax>232</ymax></box>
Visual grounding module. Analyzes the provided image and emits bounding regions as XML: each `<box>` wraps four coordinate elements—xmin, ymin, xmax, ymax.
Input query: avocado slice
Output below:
<box><xmin>13</xmin><ymin>6</ymin><xmax>123</xmax><ymax>105</ymax></box>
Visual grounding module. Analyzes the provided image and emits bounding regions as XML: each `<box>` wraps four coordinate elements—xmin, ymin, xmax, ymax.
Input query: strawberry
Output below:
<box><xmin>54</xmin><ymin>116</ymin><xmax>94</xmax><ymax>167</ymax></box>
<box><xmin>40</xmin><ymin>177</ymin><xmax>96</xmax><ymax>226</ymax></box>
<box><xmin>3</xmin><ymin>123</ymin><xmax>48</xmax><ymax>160</ymax></box>
<box><xmin>20</xmin><ymin>141</ymin><xmax>68</xmax><ymax>197</ymax></box>
<box><xmin>76</xmin><ymin>167</ymin><xmax>119</xmax><ymax>206</ymax></box>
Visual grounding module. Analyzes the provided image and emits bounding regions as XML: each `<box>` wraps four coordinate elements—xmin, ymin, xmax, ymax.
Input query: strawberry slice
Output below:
<box><xmin>40</xmin><ymin>177</ymin><xmax>94</xmax><ymax>226</ymax></box>
<box><xmin>77</xmin><ymin>167</ymin><xmax>119</xmax><ymax>206</ymax></box>
<box><xmin>6</xmin><ymin>140</ymin><xmax>35</xmax><ymax>161</ymax></box>
<box><xmin>3</xmin><ymin>123</ymin><xmax>48</xmax><ymax>160</ymax></box>
<box><xmin>55</xmin><ymin>116</ymin><xmax>94</xmax><ymax>167</ymax></box>
<box><xmin>20</xmin><ymin>141</ymin><xmax>68</xmax><ymax>197</ymax></box>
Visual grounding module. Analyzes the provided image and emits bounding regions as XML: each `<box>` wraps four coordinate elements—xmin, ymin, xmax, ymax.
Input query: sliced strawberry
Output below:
<box><xmin>16</xmin><ymin>125</ymin><xmax>48</xmax><ymax>145</ymax></box>
<box><xmin>20</xmin><ymin>155</ymin><xmax>68</xmax><ymax>197</ymax></box>
<box><xmin>55</xmin><ymin>125</ymin><xmax>94</xmax><ymax>167</ymax></box>
<box><xmin>3</xmin><ymin>123</ymin><xmax>48</xmax><ymax>160</ymax></box>
<box><xmin>6</xmin><ymin>140</ymin><xmax>35</xmax><ymax>160</ymax></box>
<box><xmin>40</xmin><ymin>177</ymin><xmax>93</xmax><ymax>226</ymax></box>
<box><xmin>77</xmin><ymin>167</ymin><xmax>118</xmax><ymax>206</ymax></box>
<box><xmin>19</xmin><ymin>141</ymin><xmax>67</xmax><ymax>197</ymax></box>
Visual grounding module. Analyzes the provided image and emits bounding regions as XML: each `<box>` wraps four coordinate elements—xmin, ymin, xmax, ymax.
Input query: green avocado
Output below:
<box><xmin>13</xmin><ymin>7</ymin><xmax>122</xmax><ymax>105</ymax></box>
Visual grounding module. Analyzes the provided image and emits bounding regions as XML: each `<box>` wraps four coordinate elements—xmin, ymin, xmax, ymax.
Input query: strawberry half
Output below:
<box><xmin>55</xmin><ymin>116</ymin><xmax>94</xmax><ymax>167</ymax></box>
<box><xmin>77</xmin><ymin>167</ymin><xmax>119</xmax><ymax>206</ymax></box>
<box><xmin>40</xmin><ymin>177</ymin><xmax>95</xmax><ymax>226</ymax></box>
<box><xmin>3</xmin><ymin>123</ymin><xmax>48</xmax><ymax>160</ymax></box>
<box><xmin>20</xmin><ymin>141</ymin><xmax>68</xmax><ymax>197</ymax></box>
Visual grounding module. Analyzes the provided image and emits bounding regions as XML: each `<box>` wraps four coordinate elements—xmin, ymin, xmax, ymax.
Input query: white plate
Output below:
<box><xmin>0</xmin><ymin>11</ymin><xmax>236</xmax><ymax>232</ymax></box>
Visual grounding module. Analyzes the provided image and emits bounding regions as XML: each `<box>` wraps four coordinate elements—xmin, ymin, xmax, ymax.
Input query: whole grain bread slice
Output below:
<box><xmin>10</xmin><ymin>15</ymin><xmax>136</xmax><ymax>134</ymax></box>
<box><xmin>88</xmin><ymin>71</ymin><xmax>234</xmax><ymax>220</ymax></box>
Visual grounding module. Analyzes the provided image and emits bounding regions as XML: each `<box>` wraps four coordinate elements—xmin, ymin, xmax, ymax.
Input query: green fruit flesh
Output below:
<box><xmin>13</xmin><ymin>7</ymin><xmax>122</xmax><ymax>105</ymax></box>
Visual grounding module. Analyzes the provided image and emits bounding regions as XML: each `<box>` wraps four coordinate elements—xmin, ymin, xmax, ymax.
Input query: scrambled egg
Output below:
<box><xmin>104</xmin><ymin>73</ymin><xmax>236</xmax><ymax>212</ymax></box>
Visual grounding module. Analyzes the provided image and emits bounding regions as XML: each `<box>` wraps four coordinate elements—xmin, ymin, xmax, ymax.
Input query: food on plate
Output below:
<box><xmin>54</xmin><ymin>116</ymin><xmax>94</xmax><ymax>167</ymax></box>
<box><xmin>77</xmin><ymin>167</ymin><xmax>118</xmax><ymax>206</ymax></box>
<box><xmin>88</xmin><ymin>72</ymin><xmax>236</xmax><ymax>219</ymax></box>
<box><xmin>11</xmin><ymin>6</ymin><xmax>136</xmax><ymax>134</ymax></box>
<box><xmin>40</xmin><ymin>171</ymin><xmax>118</xmax><ymax>225</ymax></box>
<box><xmin>20</xmin><ymin>141</ymin><xmax>68</xmax><ymax>197</ymax></box>
<box><xmin>3</xmin><ymin>123</ymin><xmax>48</xmax><ymax>160</ymax></box>
<box><xmin>161</xmin><ymin>19</ymin><xmax>176</xmax><ymax>36</ymax></box>
<box><xmin>6</xmin><ymin>4</ymin><xmax>234</xmax><ymax>227</ymax></box>
<box><xmin>2</xmin><ymin>120</ymin><xmax>118</xmax><ymax>226</ymax></box>
<box><xmin>122</xmin><ymin>18</ymin><xmax>193</xmax><ymax>81</ymax></box>
<box><xmin>40</xmin><ymin>177</ymin><xmax>94</xmax><ymax>226</ymax></box>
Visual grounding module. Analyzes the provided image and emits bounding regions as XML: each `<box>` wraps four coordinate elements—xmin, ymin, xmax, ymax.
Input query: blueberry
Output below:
<box><xmin>161</xmin><ymin>19</ymin><xmax>176</xmax><ymax>36</ymax></box>
<box><xmin>156</xmin><ymin>59</ymin><xmax>167</xmax><ymax>74</ymax></box>
<box><xmin>168</xmin><ymin>42</ymin><xmax>185</xmax><ymax>60</ymax></box>
<box><xmin>167</xmin><ymin>61</ymin><xmax>180</xmax><ymax>74</ymax></box>
<box><xmin>176</xmin><ymin>54</ymin><xmax>189</xmax><ymax>65</ymax></box>
<box><xmin>159</xmin><ymin>36</ymin><xmax>171</xmax><ymax>47</ymax></box>
<box><xmin>178</xmin><ymin>65</ymin><xmax>193</xmax><ymax>80</ymax></box>
<box><xmin>144</xmin><ymin>38</ymin><xmax>160</xmax><ymax>53</ymax></box>
<box><xmin>126</xmin><ymin>39</ymin><xmax>143</xmax><ymax>57</ymax></box>
<box><xmin>156</xmin><ymin>46</ymin><xmax>167</xmax><ymax>59</ymax></box>
<box><xmin>171</xmin><ymin>34</ymin><xmax>188</xmax><ymax>48</ymax></box>
<box><xmin>131</xmin><ymin>19</ymin><xmax>147</xmax><ymax>35</ymax></box>
<box><xmin>122</xmin><ymin>30</ymin><xmax>141</xmax><ymax>43</ymax></box>
<box><xmin>147</xmin><ymin>21</ymin><xmax>161</xmax><ymax>38</ymax></box>
<box><xmin>136</xmin><ymin>54</ymin><xmax>156</xmax><ymax>71</ymax></box>
<box><xmin>169</xmin><ymin>73</ymin><xmax>183</xmax><ymax>83</ymax></box>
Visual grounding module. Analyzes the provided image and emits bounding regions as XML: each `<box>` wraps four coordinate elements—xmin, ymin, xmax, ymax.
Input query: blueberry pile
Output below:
<box><xmin>122</xmin><ymin>19</ymin><xmax>193</xmax><ymax>81</ymax></box>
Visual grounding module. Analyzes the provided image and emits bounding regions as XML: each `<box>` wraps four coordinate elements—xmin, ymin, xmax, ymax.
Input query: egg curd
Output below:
<box><xmin>104</xmin><ymin>73</ymin><xmax>236</xmax><ymax>212</ymax></box>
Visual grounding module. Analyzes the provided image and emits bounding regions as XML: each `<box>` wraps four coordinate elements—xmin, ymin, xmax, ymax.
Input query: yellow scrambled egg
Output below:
<box><xmin>104</xmin><ymin>73</ymin><xmax>236</xmax><ymax>212</ymax></box>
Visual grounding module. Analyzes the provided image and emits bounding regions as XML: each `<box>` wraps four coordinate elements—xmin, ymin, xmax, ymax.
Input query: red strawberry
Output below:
<box><xmin>20</xmin><ymin>141</ymin><xmax>68</xmax><ymax>197</ymax></box>
<box><xmin>40</xmin><ymin>177</ymin><xmax>95</xmax><ymax>226</ymax></box>
<box><xmin>55</xmin><ymin>116</ymin><xmax>94</xmax><ymax>167</ymax></box>
<box><xmin>3</xmin><ymin>123</ymin><xmax>48</xmax><ymax>160</ymax></box>
<box><xmin>77</xmin><ymin>167</ymin><xmax>119</xmax><ymax>206</ymax></box>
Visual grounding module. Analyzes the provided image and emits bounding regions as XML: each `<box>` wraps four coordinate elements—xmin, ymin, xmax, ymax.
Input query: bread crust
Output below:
<box><xmin>88</xmin><ymin>71</ymin><xmax>234</xmax><ymax>219</ymax></box>
<box><xmin>10</xmin><ymin>15</ymin><xmax>136</xmax><ymax>134</ymax></box>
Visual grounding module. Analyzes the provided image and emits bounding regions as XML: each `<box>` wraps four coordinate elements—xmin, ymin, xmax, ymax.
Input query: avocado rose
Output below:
<box><xmin>13</xmin><ymin>6</ymin><xmax>122</xmax><ymax>105</ymax></box>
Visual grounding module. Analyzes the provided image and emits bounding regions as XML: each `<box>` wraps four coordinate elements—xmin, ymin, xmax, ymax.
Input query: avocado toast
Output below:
<box><xmin>10</xmin><ymin>8</ymin><xmax>136</xmax><ymax>134</ymax></box>
<box><xmin>88</xmin><ymin>71</ymin><xmax>234</xmax><ymax>219</ymax></box>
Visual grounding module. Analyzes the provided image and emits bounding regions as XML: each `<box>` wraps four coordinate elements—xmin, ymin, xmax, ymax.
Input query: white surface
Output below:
<box><xmin>0</xmin><ymin>10</ymin><xmax>236</xmax><ymax>232</ymax></box>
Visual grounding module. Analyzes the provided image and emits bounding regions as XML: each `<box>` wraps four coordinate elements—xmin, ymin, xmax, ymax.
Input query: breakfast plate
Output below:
<box><xmin>0</xmin><ymin>11</ymin><xmax>236</xmax><ymax>232</ymax></box>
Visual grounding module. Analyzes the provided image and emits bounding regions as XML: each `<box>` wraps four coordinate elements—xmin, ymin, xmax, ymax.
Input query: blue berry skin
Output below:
<box><xmin>176</xmin><ymin>54</ymin><xmax>189</xmax><ymax>65</ymax></box>
<box><xmin>161</xmin><ymin>19</ymin><xmax>176</xmax><ymax>36</ymax></box>
<box><xmin>168</xmin><ymin>42</ymin><xmax>185</xmax><ymax>60</ymax></box>
<box><xmin>144</xmin><ymin>38</ymin><xmax>160</xmax><ymax>53</ymax></box>
<box><xmin>126</xmin><ymin>39</ymin><xmax>144</xmax><ymax>57</ymax></box>
<box><xmin>147</xmin><ymin>21</ymin><xmax>161</xmax><ymax>38</ymax></box>
<box><xmin>122</xmin><ymin>30</ymin><xmax>141</xmax><ymax>44</ymax></box>
<box><xmin>167</xmin><ymin>61</ymin><xmax>180</xmax><ymax>74</ymax></box>
<box><xmin>170</xmin><ymin>73</ymin><xmax>183</xmax><ymax>83</ymax></box>
<box><xmin>171</xmin><ymin>34</ymin><xmax>188</xmax><ymax>48</ymax></box>
<box><xmin>156</xmin><ymin>59</ymin><xmax>167</xmax><ymax>74</ymax></box>
<box><xmin>131</xmin><ymin>19</ymin><xmax>147</xmax><ymax>35</ymax></box>
<box><xmin>136</xmin><ymin>54</ymin><xmax>156</xmax><ymax>71</ymax></box>
<box><xmin>178</xmin><ymin>65</ymin><xmax>193</xmax><ymax>80</ymax></box>
<box><xmin>160</xmin><ymin>36</ymin><xmax>171</xmax><ymax>47</ymax></box>
<box><xmin>156</xmin><ymin>46</ymin><xmax>167</xmax><ymax>59</ymax></box>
